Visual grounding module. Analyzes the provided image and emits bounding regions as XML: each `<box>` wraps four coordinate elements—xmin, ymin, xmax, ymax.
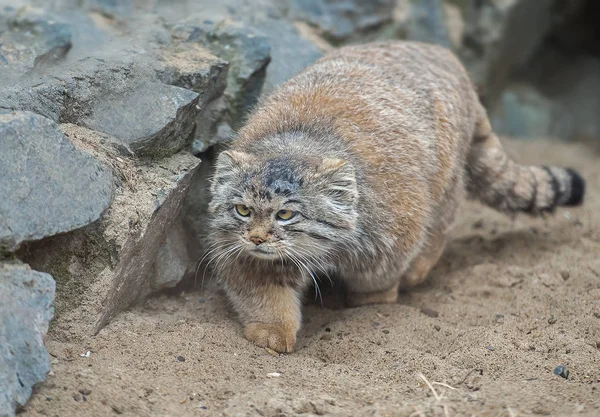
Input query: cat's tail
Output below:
<box><xmin>466</xmin><ymin>115</ymin><xmax>585</xmax><ymax>215</ymax></box>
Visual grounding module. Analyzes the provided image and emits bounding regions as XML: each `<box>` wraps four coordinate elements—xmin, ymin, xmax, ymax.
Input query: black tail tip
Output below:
<box><xmin>565</xmin><ymin>168</ymin><xmax>585</xmax><ymax>206</ymax></box>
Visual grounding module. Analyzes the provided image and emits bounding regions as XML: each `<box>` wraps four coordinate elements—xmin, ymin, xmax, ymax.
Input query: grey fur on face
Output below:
<box><xmin>209</xmin><ymin>144</ymin><xmax>358</xmax><ymax>267</ymax></box>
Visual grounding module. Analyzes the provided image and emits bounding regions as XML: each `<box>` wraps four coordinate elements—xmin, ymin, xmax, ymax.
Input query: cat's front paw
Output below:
<box><xmin>244</xmin><ymin>322</ymin><xmax>296</xmax><ymax>353</ymax></box>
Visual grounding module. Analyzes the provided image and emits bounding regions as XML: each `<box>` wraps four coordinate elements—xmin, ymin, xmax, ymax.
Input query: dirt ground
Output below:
<box><xmin>22</xmin><ymin>139</ymin><xmax>600</xmax><ymax>417</ymax></box>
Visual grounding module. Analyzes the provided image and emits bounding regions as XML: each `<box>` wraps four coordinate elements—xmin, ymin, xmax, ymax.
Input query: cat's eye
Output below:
<box><xmin>276</xmin><ymin>209</ymin><xmax>296</xmax><ymax>221</ymax></box>
<box><xmin>235</xmin><ymin>204</ymin><xmax>251</xmax><ymax>217</ymax></box>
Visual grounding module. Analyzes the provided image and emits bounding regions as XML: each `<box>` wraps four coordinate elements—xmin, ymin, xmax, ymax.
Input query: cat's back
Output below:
<box><xmin>239</xmin><ymin>40</ymin><xmax>479</xmax><ymax>153</ymax></box>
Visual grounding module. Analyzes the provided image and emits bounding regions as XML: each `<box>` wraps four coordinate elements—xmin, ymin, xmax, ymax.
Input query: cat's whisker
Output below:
<box><xmin>286</xmin><ymin>249</ymin><xmax>323</xmax><ymax>306</ymax></box>
<box><xmin>213</xmin><ymin>243</ymin><xmax>243</xmax><ymax>272</ymax></box>
<box><xmin>203</xmin><ymin>243</ymin><xmax>242</xmax><ymax>291</ymax></box>
<box><xmin>194</xmin><ymin>241</ymin><xmax>235</xmax><ymax>288</ymax></box>
<box><xmin>198</xmin><ymin>241</ymin><xmax>239</xmax><ymax>291</ymax></box>
<box><xmin>291</xmin><ymin>246</ymin><xmax>334</xmax><ymax>287</ymax></box>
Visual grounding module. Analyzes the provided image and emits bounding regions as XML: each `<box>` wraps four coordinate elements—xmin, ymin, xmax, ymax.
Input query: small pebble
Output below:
<box><xmin>371</xmin><ymin>321</ymin><xmax>380</xmax><ymax>327</ymax></box>
<box><xmin>553</xmin><ymin>365</ymin><xmax>569</xmax><ymax>379</ymax></box>
<box><xmin>72</xmin><ymin>393</ymin><xmax>82</xmax><ymax>402</ymax></box>
<box><xmin>266</xmin><ymin>372</ymin><xmax>281</xmax><ymax>378</ymax></box>
<box><xmin>200</xmin><ymin>405</ymin><xmax>208</xmax><ymax>410</ymax></box>
<box><xmin>593</xmin><ymin>312</ymin><xmax>600</xmax><ymax>319</ymax></box>
<box><xmin>320</xmin><ymin>333</ymin><xmax>333</xmax><ymax>341</ymax></box>
<box><xmin>548</xmin><ymin>315</ymin><xmax>557</xmax><ymax>324</ymax></box>
<box><xmin>325</xmin><ymin>327</ymin><xmax>331</xmax><ymax>332</ymax></box>
<box><xmin>433</xmin><ymin>324</ymin><xmax>441</xmax><ymax>331</ymax></box>
<box><xmin>486</xmin><ymin>345</ymin><xmax>495</xmax><ymax>351</ymax></box>
<box><xmin>111</xmin><ymin>404</ymin><xmax>124</xmax><ymax>415</ymax></box>
<box><xmin>177</xmin><ymin>356</ymin><xmax>185</xmax><ymax>362</ymax></box>
<box><xmin>493</xmin><ymin>314</ymin><xmax>505</xmax><ymax>325</ymax></box>
<box><xmin>79</xmin><ymin>388</ymin><xmax>92</xmax><ymax>396</ymax></box>
<box><xmin>382</xmin><ymin>329</ymin><xmax>390</xmax><ymax>334</ymax></box>
<box><xmin>420</xmin><ymin>307</ymin><xmax>439</xmax><ymax>318</ymax></box>
<box><xmin>560</xmin><ymin>270</ymin><xmax>570</xmax><ymax>280</ymax></box>
<box><xmin>265</xmin><ymin>347</ymin><xmax>280</xmax><ymax>356</ymax></box>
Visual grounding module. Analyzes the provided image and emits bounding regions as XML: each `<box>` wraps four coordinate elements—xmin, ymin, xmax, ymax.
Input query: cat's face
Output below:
<box><xmin>208</xmin><ymin>150</ymin><xmax>358</xmax><ymax>266</ymax></box>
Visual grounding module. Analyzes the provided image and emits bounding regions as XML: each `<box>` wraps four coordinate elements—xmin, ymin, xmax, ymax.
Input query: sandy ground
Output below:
<box><xmin>22</xmin><ymin>139</ymin><xmax>600</xmax><ymax>417</ymax></box>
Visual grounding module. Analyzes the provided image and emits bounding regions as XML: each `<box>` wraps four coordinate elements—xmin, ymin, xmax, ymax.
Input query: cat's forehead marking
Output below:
<box><xmin>262</xmin><ymin>158</ymin><xmax>304</xmax><ymax>196</ymax></box>
<box><xmin>239</xmin><ymin>157</ymin><xmax>306</xmax><ymax>202</ymax></box>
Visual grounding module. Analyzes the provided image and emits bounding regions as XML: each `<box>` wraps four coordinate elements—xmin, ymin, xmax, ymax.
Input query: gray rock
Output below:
<box><xmin>94</xmin><ymin>151</ymin><xmax>200</xmax><ymax>331</ymax></box>
<box><xmin>0</xmin><ymin>112</ymin><xmax>114</xmax><ymax>252</ymax></box>
<box><xmin>394</xmin><ymin>0</ymin><xmax>453</xmax><ymax>48</ymax></box>
<box><xmin>289</xmin><ymin>0</ymin><xmax>396</xmax><ymax>43</ymax></box>
<box><xmin>0</xmin><ymin>262</ymin><xmax>55</xmax><ymax>417</ymax></box>
<box><xmin>173</xmin><ymin>15</ymin><xmax>271</xmax><ymax>127</ymax></box>
<box><xmin>494</xmin><ymin>54</ymin><xmax>600</xmax><ymax>141</ymax></box>
<box><xmin>0</xmin><ymin>54</ymin><xmax>155</xmax><ymax>125</ymax></box>
<box><xmin>0</xmin><ymin>52</ymin><xmax>203</xmax><ymax>157</ymax></box>
<box><xmin>156</xmin><ymin>42</ymin><xmax>231</xmax><ymax>153</ymax></box>
<box><xmin>156</xmin><ymin>43</ymin><xmax>229</xmax><ymax>103</ymax></box>
<box><xmin>16</xmin><ymin>123</ymin><xmax>201</xmax><ymax>334</ymax></box>
<box><xmin>459</xmin><ymin>0</ymin><xmax>555</xmax><ymax>103</ymax></box>
<box><xmin>191</xmin><ymin>96</ymin><xmax>233</xmax><ymax>154</ymax></box>
<box><xmin>83</xmin><ymin>0</ymin><xmax>135</xmax><ymax>18</ymax></box>
<box><xmin>259</xmin><ymin>18</ymin><xmax>322</xmax><ymax>94</ymax></box>
<box><xmin>490</xmin><ymin>84</ymin><xmax>561</xmax><ymax>139</ymax></box>
<box><xmin>80</xmin><ymin>82</ymin><xmax>200</xmax><ymax>157</ymax></box>
<box><xmin>0</xmin><ymin>5</ymin><xmax>72</xmax><ymax>79</ymax></box>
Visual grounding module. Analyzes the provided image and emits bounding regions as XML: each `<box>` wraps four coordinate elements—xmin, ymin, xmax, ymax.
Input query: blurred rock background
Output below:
<box><xmin>1</xmin><ymin>0</ymin><xmax>599</xmax><ymax>415</ymax></box>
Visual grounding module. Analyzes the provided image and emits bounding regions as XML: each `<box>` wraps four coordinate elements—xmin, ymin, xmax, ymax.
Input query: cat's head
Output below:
<box><xmin>208</xmin><ymin>149</ymin><xmax>358</xmax><ymax>265</ymax></box>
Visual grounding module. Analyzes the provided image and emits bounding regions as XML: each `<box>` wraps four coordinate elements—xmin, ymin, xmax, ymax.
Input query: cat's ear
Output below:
<box><xmin>215</xmin><ymin>150</ymin><xmax>254</xmax><ymax>170</ymax></box>
<box><xmin>211</xmin><ymin>150</ymin><xmax>254</xmax><ymax>192</ymax></box>
<box><xmin>316</xmin><ymin>158</ymin><xmax>358</xmax><ymax>207</ymax></box>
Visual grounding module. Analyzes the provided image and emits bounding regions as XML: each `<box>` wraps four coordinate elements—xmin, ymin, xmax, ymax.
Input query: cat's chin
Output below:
<box><xmin>247</xmin><ymin>247</ymin><xmax>280</xmax><ymax>261</ymax></box>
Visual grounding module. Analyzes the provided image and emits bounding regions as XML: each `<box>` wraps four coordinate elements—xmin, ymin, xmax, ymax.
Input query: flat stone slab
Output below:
<box><xmin>80</xmin><ymin>82</ymin><xmax>200</xmax><ymax>157</ymax></box>
<box><xmin>0</xmin><ymin>112</ymin><xmax>114</xmax><ymax>252</ymax></box>
<box><xmin>0</xmin><ymin>262</ymin><xmax>55</xmax><ymax>417</ymax></box>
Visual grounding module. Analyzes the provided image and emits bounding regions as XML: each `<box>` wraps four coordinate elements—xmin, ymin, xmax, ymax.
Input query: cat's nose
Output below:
<box><xmin>249</xmin><ymin>236</ymin><xmax>265</xmax><ymax>245</ymax></box>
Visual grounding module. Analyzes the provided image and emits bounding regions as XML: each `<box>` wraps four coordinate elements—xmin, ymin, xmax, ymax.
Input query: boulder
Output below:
<box><xmin>0</xmin><ymin>5</ymin><xmax>71</xmax><ymax>80</ymax></box>
<box><xmin>490</xmin><ymin>83</ymin><xmax>561</xmax><ymax>139</ymax></box>
<box><xmin>458</xmin><ymin>0</ymin><xmax>556</xmax><ymax>103</ymax></box>
<box><xmin>259</xmin><ymin>18</ymin><xmax>322</xmax><ymax>94</ymax></box>
<box><xmin>0</xmin><ymin>112</ymin><xmax>114</xmax><ymax>252</ymax></box>
<box><xmin>393</xmin><ymin>0</ymin><xmax>454</xmax><ymax>48</ymax></box>
<box><xmin>0</xmin><ymin>262</ymin><xmax>55</xmax><ymax>417</ymax></box>
<box><xmin>289</xmin><ymin>0</ymin><xmax>396</xmax><ymax>43</ymax></box>
<box><xmin>79</xmin><ymin>82</ymin><xmax>200</xmax><ymax>157</ymax></box>
<box><xmin>173</xmin><ymin>15</ymin><xmax>271</xmax><ymax>127</ymax></box>
<box><xmin>157</xmin><ymin>42</ymin><xmax>229</xmax><ymax>103</ymax></box>
<box><xmin>17</xmin><ymin>124</ymin><xmax>201</xmax><ymax>334</ymax></box>
<box><xmin>0</xmin><ymin>51</ymin><xmax>212</xmax><ymax>157</ymax></box>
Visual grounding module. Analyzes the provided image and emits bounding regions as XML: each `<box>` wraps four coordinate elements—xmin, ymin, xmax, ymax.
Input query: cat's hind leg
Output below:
<box><xmin>344</xmin><ymin>225</ymin><xmax>447</xmax><ymax>307</ymax></box>
<box><xmin>400</xmin><ymin>226</ymin><xmax>446</xmax><ymax>287</ymax></box>
<box><xmin>345</xmin><ymin>282</ymin><xmax>400</xmax><ymax>307</ymax></box>
<box><xmin>342</xmin><ymin>259</ymin><xmax>404</xmax><ymax>308</ymax></box>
